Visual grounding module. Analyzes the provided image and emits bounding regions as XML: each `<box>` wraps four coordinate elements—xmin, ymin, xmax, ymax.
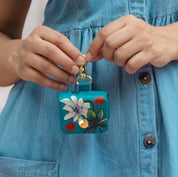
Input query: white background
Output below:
<box><xmin>0</xmin><ymin>0</ymin><xmax>48</xmax><ymax>113</ymax></box>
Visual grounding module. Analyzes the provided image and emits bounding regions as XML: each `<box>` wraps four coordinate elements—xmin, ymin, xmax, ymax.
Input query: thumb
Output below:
<box><xmin>85</xmin><ymin>48</ymin><xmax>103</xmax><ymax>62</ymax></box>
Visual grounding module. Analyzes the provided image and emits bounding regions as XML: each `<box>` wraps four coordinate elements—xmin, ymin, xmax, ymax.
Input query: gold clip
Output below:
<box><xmin>76</xmin><ymin>55</ymin><xmax>93</xmax><ymax>85</ymax></box>
<box><xmin>79</xmin><ymin>61</ymin><xmax>88</xmax><ymax>79</ymax></box>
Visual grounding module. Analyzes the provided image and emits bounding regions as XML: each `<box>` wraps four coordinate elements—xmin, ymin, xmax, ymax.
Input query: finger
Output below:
<box><xmin>114</xmin><ymin>37</ymin><xmax>143</xmax><ymax>66</ymax></box>
<box><xmin>125</xmin><ymin>51</ymin><xmax>151</xmax><ymax>74</ymax></box>
<box><xmin>24</xmin><ymin>67</ymin><xmax>67</xmax><ymax>90</ymax></box>
<box><xmin>32</xmin><ymin>39</ymin><xmax>80</xmax><ymax>75</ymax></box>
<box><xmin>35</xmin><ymin>26</ymin><xmax>86</xmax><ymax>65</ymax></box>
<box><xmin>26</xmin><ymin>53</ymin><xmax>76</xmax><ymax>84</ymax></box>
<box><xmin>87</xmin><ymin>48</ymin><xmax>103</xmax><ymax>62</ymax></box>
<box><xmin>94</xmin><ymin>51</ymin><xmax>104</xmax><ymax>61</ymax></box>
<box><xmin>102</xmin><ymin>27</ymin><xmax>133</xmax><ymax>62</ymax></box>
<box><xmin>86</xmin><ymin>17</ymin><xmax>127</xmax><ymax>61</ymax></box>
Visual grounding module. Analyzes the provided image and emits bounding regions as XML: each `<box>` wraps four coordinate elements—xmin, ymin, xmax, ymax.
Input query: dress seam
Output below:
<box><xmin>58</xmin><ymin>9</ymin><xmax>178</xmax><ymax>34</ymax></box>
<box><xmin>148</xmin><ymin>9</ymin><xmax>178</xmax><ymax>21</ymax></box>
<box><xmin>60</xmin><ymin>25</ymin><xmax>104</xmax><ymax>34</ymax></box>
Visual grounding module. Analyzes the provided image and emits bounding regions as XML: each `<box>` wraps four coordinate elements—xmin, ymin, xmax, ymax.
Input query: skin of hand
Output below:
<box><xmin>9</xmin><ymin>25</ymin><xmax>86</xmax><ymax>90</ymax></box>
<box><xmin>86</xmin><ymin>14</ymin><xmax>178</xmax><ymax>73</ymax></box>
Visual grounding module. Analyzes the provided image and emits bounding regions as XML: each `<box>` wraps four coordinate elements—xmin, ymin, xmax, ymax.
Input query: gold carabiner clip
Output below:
<box><xmin>76</xmin><ymin>55</ymin><xmax>93</xmax><ymax>85</ymax></box>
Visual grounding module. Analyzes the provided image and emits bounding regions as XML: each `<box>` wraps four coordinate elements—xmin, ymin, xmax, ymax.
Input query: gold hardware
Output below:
<box><xmin>76</xmin><ymin>55</ymin><xmax>93</xmax><ymax>85</ymax></box>
<box><xmin>79</xmin><ymin>62</ymin><xmax>88</xmax><ymax>80</ymax></box>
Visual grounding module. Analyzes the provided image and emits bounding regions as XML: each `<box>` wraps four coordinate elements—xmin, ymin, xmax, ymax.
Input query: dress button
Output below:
<box><xmin>139</xmin><ymin>72</ymin><xmax>151</xmax><ymax>84</ymax></box>
<box><xmin>144</xmin><ymin>136</ymin><xmax>155</xmax><ymax>148</ymax></box>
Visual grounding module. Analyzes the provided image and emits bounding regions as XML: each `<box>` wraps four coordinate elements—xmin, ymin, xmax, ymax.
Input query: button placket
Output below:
<box><xmin>135</xmin><ymin>65</ymin><xmax>158</xmax><ymax>177</ymax></box>
<box><xmin>128</xmin><ymin>0</ymin><xmax>147</xmax><ymax>20</ymax></box>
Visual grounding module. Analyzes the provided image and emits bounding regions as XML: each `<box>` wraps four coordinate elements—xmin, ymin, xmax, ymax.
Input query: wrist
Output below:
<box><xmin>5</xmin><ymin>39</ymin><xmax>22</xmax><ymax>85</ymax></box>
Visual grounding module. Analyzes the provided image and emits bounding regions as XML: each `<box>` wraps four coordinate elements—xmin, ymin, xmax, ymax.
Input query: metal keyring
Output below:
<box><xmin>76</xmin><ymin>54</ymin><xmax>93</xmax><ymax>85</ymax></box>
<box><xmin>76</xmin><ymin>75</ymin><xmax>93</xmax><ymax>85</ymax></box>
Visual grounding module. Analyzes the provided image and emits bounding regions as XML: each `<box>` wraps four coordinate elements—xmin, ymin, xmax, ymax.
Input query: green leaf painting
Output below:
<box><xmin>87</xmin><ymin>109</ymin><xmax>96</xmax><ymax>121</ymax></box>
<box><xmin>96</xmin><ymin>109</ymin><xmax>104</xmax><ymax>121</ymax></box>
<box><xmin>97</xmin><ymin>119</ymin><xmax>107</xmax><ymax>127</ymax></box>
<box><xmin>84</xmin><ymin>126</ymin><xmax>97</xmax><ymax>133</ymax></box>
<box><xmin>86</xmin><ymin>108</ymin><xmax>107</xmax><ymax>133</ymax></box>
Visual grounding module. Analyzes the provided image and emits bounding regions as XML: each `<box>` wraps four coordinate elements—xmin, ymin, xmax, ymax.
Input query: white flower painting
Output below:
<box><xmin>60</xmin><ymin>96</ymin><xmax>90</xmax><ymax>122</ymax></box>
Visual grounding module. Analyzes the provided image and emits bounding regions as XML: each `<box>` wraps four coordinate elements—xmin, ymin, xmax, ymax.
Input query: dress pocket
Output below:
<box><xmin>0</xmin><ymin>156</ymin><xmax>59</xmax><ymax>177</ymax></box>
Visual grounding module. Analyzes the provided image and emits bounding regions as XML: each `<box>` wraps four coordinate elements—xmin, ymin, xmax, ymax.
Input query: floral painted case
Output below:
<box><xmin>59</xmin><ymin>91</ymin><xmax>109</xmax><ymax>134</ymax></box>
<box><xmin>59</xmin><ymin>56</ymin><xmax>110</xmax><ymax>134</ymax></box>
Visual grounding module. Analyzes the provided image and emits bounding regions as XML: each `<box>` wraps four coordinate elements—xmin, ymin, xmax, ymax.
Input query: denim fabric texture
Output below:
<box><xmin>0</xmin><ymin>0</ymin><xmax>178</xmax><ymax>176</ymax></box>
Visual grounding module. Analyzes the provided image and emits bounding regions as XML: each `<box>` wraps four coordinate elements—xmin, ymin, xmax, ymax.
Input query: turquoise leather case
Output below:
<box><xmin>59</xmin><ymin>82</ymin><xmax>110</xmax><ymax>134</ymax></box>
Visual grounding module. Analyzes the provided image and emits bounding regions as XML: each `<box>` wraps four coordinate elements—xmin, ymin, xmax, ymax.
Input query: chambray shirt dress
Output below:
<box><xmin>0</xmin><ymin>0</ymin><xmax>178</xmax><ymax>176</ymax></box>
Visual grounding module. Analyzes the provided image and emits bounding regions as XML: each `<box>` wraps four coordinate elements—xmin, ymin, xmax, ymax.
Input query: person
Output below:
<box><xmin>0</xmin><ymin>0</ymin><xmax>178</xmax><ymax>176</ymax></box>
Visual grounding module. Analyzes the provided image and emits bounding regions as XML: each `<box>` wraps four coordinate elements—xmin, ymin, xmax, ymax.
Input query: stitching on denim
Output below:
<box><xmin>134</xmin><ymin>72</ymin><xmax>141</xmax><ymax>177</ymax></box>
<box><xmin>148</xmin><ymin>9</ymin><xmax>178</xmax><ymax>21</ymax></box>
<box><xmin>0</xmin><ymin>173</ymin><xmax>51</xmax><ymax>177</ymax></box>
<box><xmin>0</xmin><ymin>171</ymin><xmax>54</xmax><ymax>177</ymax></box>
<box><xmin>0</xmin><ymin>156</ymin><xmax>56</xmax><ymax>164</ymax></box>
<box><xmin>147</xmin><ymin>5</ymin><xmax>178</xmax><ymax>15</ymax></box>
<box><xmin>52</xmin><ymin>9</ymin><xmax>178</xmax><ymax>35</ymax></box>
<box><xmin>0</xmin><ymin>167</ymin><xmax>56</xmax><ymax>177</ymax></box>
<box><xmin>128</xmin><ymin>0</ymin><xmax>131</xmax><ymax>14</ymax></box>
<box><xmin>61</xmin><ymin>25</ymin><xmax>104</xmax><ymax>34</ymax></box>
<box><xmin>131</xmin><ymin>10</ymin><xmax>178</xmax><ymax>22</ymax></box>
<box><xmin>150</xmin><ymin>65</ymin><xmax>158</xmax><ymax>177</ymax></box>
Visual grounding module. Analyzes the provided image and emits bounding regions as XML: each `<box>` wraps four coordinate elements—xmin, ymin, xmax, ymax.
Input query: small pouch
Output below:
<box><xmin>59</xmin><ymin>58</ymin><xmax>110</xmax><ymax>134</ymax></box>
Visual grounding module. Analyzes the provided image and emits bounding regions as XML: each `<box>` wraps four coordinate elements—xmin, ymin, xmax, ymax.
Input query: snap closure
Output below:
<box><xmin>144</xmin><ymin>136</ymin><xmax>155</xmax><ymax>148</ymax></box>
<box><xmin>139</xmin><ymin>72</ymin><xmax>151</xmax><ymax>84</ymax></box>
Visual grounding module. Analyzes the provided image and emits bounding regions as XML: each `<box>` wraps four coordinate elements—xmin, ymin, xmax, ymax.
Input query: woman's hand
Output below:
<box><xmin>10</xmin><ymin>25</ymin><xmax>86</xmax><ymax>90</ymax></box>
<box><xmin>86</xmin><ymin>15</ymin><xmax>178</xmax><ymax>73</ymax></box>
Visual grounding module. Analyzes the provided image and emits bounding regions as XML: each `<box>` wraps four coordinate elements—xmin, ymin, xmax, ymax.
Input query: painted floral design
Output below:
<box><xmin>60</xmin><ymin>96</ymin><xmax>90</xmax><ymax>122</ymax></box>
<box><xmin>94</xmin><ymin>96</ymin><xmax>106</xmax><ymax>106</ymax></box>
<box><xmin>65</xmin><ymin>121</ymin><xmax>76</xmax><ymax>132</ymax></box>
<box><xmin>61</xmin><ymin>96</ymin><xmax>108</xmax><ymax>133</ymax></box>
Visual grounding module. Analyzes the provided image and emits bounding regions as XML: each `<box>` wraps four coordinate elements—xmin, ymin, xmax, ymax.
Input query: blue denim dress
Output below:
<box><xmin>0</xmin><ymin>0</ymin><xmax>178</xmax><ymax>176</ymax></box>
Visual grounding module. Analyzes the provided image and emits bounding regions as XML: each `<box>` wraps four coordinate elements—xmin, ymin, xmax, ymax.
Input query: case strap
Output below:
<box><xmin>78</xmin><ymin>82</ymin><xmax>91</xmax><ymax>91</ymax></box>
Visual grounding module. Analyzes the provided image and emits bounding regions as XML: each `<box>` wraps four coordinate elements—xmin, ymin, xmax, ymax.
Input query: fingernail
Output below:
<box><xmin>69</xmin><ymin>76</ymin><xmax>76</xmax><ymax>84</ymax></box>
<box><xmin>86</xmin><ymin>52</ymin><xmax>92</xmax><ymax>61</ymax></box>
<box><xmin>72</xmin><ymin>65</ymin><xmax>79</xmax><ymax>74</ymax></box>
<box><xmin>77</xmin><ymin>56</ymin><xmax>86</xmax><ymax>65</ymax></box>
<box><xmin>59</xmin><ymin>84</ymin><xmax>67</xmax><ymax>90</ymax></box>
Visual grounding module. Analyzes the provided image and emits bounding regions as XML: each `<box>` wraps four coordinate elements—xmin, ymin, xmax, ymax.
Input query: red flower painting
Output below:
<box><xmin>65</xmin><ymin>121</ymin><xmax>76</xmax><ymax>132</ymax></box>
<box><xmin>94</xmin><ymin>96</ymin><xmax>106</xmax><ymax>106</ymax></box>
